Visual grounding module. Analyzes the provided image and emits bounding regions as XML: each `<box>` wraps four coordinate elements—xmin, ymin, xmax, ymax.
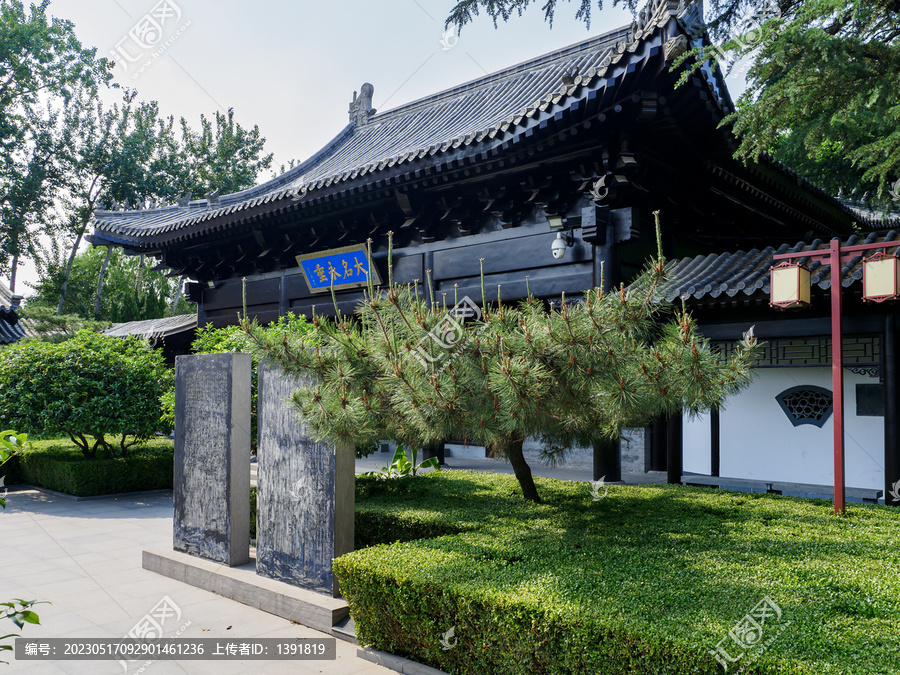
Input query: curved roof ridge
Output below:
<box><xmin>664</xmin><ymin>230</ymin><xmax>900</xmax><ymax>302</ymax></box>
<box><xmin>367</xmin><ymin>26</ymin><xmax>632</xmax><ymax>123</ymax></box>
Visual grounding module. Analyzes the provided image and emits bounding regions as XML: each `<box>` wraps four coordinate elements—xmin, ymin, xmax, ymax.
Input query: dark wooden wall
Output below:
<box><xmin>200</xmin><ymin>220</ymin><xmax>602</xmax><ymax>328</ymax></box>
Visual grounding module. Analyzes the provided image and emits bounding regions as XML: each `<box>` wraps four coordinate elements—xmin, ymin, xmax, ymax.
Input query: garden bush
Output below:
<box><xmin>0</xmin><ymin>331</ymin><xmax>170</xmax><ymax>458</ymax></box>
<box><xmin>338</xmin><ymin>471</ymin><xmax>900</xmax><ymax>674</ymax></box>
<box><xmin>192</xmin><ymin>314</ymin><xmax>313</xmax><ymax>452</ymax></box>
<box><xmin>10</xmin><ymin>437</ymin><xmax>174</xmax><ymax>497</ymax></box>
<box><xmin>248</xmin><ymin>478</ymin><xmax>461</xmax><ymax>546</ymax></box>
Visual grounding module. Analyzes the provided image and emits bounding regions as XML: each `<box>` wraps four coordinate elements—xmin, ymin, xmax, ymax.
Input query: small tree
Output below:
<box><xmin>0</xmin><ymin>331</ymin><xmax>169</xmax><ymax>458</ymax></box>
<box><xmin>245</xmin><ymin>219</ymin><xmax>758</xmax><ymax>502</ymax></box>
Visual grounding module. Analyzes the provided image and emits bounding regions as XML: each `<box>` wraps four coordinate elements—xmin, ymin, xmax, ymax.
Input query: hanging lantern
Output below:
<box><xmin>770</xmin><ymin>261</ymin><xmax>811</xmax><ymax>309</ymax></box>
<box><xmin>863</xmin><ymin>252</ymin><xmax>900</xmax><ymax>303</ymax></box>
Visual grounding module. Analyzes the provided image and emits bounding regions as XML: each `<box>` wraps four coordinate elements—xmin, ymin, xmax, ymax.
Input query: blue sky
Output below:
<box><xmin>50</xmin><ymin>0</ymin><xmax>637</xmax><ymax>169</ymax></box>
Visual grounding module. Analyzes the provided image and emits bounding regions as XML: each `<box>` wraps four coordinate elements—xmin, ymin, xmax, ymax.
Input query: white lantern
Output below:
<box><xmin>863</xmin><ymin>252</ymin><xmax>900</xmax><ymax>303</ymax></box>
<box><xmin>770</xmin><ymin>262</ymin><xmax>811</xmax><ymax>309</ymax></box>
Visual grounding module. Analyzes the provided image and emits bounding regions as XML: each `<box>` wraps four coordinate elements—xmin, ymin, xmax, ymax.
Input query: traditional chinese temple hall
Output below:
<box><xmin>90</xmin><ymin>0</ymin><xmax>899</xmax><ymax>505</ymax></box>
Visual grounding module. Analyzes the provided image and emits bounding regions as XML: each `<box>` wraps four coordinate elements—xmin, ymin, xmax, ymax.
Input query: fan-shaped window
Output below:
<box><xmin>776</xmin><ymin>385</ymin><xmax>833</xmax><ymax>427</ymax></box>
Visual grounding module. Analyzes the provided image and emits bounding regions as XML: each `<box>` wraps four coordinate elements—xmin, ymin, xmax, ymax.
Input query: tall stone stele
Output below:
<box><xmin>173</xmin><ymin>353</ymin><xmax>251</xmax><ymax>566</ymax></box>
<box><xmin>255</xmin><ymin>362</ymin><xmax>354</xmax><ymax>597</ymax></box>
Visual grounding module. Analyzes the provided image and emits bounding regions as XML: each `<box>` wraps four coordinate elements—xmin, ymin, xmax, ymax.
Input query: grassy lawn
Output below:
<box><xmin>339</xmin><ymin>471</ymin><xmax>900</xmax><ymax>674</ymax></box>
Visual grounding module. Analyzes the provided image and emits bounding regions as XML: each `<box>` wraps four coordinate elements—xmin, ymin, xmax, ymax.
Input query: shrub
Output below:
<box><xmin>0</xmin><ymin>331</ymin><xmax>170</xmax><ymax>458</ymax></box>
<box><xmin>12</xmin><ymin>438</ymin><xmax>174</xmax><ymax>496</ymax></box>
<box><xmin>336</xmin><ymin>472</ymin><xmax>900</xmax><ymax>675</ymax></box>
<box><xmin>192</xmin><ymin>313</ymin><xmax>313</xmax><ymax>451</ymax></box>
<box><xmin>248</xmin><ymin>478</ymin><xmax>461</xmax><ymax>548</ymax></box>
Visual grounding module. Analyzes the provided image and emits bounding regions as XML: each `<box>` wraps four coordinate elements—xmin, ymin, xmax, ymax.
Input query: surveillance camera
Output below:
<box><xmin>551</xmin><ymin>232</ymin><xmax>568</xmax><ymax>259</ymax></box>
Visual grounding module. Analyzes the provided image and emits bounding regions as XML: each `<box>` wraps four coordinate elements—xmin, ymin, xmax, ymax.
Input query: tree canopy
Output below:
<box><xmin>0</xmin><ymin>1</ymin><xmax>277</xmax><ymax>308</ymax></box>
<box><xmin>0</xmin><ymin>0</ymin><xmax>112</xmax><ymax>291</ymax></box>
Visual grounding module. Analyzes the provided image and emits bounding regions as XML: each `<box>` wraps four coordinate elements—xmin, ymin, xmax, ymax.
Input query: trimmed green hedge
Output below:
<box><xmin>8</xmin><ymin>438</ymin><xmax>174</xmax><ymax>497</ymax></box>
<box><xmin>248</xmin><ymin>479</ymin><xmax>462</xmax><ymax>546</ymax></box>
<box><xmin>338</xmin><ymin>472</ymin><xmax>900</xmax><ymax>675</ymax></box>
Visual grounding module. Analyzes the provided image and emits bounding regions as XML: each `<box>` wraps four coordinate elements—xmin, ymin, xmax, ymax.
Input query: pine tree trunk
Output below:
<box><xmin>57</xmin><ymin>224</ymin><xmax>87</xmax><ymax>314</ymax></box>
<box><xmin>93</xmin><ymin>247</ymin><xmax>112</xmax><ymax>319</ymax></box>
<box><xmin>9</xmin><ymin>254</ymin><xmax>17</xmax><ymax>294</ymax></box>
<box><xmin>501</xmin><ymin>436</ymin><xmax>541</xmax><ymax>503</ymax></box>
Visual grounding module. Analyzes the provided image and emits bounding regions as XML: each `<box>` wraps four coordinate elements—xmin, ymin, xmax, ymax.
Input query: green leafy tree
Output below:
<box><xmin>0</xmin><ymin>331</ymin><xmax>170</xmax><ymax>458</ymax></box>
<box><xmin>45</xmin><ymin>95</ymin><xmax>274</xmax><ymax>316</ymax></box>
<box><xmin>178</xmin><ymin>108</ymin><xmax>273</xmax><ymax>197</ymax></box>
<box><xmin>716</xmin><ymin>0</ymin><xmax>900</xmax><ymax>208</ymax></box>
<box><xmin>447</xmin><ymin>0</ymin><xmax>900</xmax><ymax>208</ymax></box>
<box><xmin>245</xmin><ymin>225</ymin><xmax>758</xmax><ymax>502</ymax></box>
<box><xmin>0</xmin><ymin>0</ymin><xmax>112</xmax><ymax>291</ymax></box>
<box><xmin>28</xmin><ymin>244</ymin><xmax>186</xmax><ymax>322</ymax></box>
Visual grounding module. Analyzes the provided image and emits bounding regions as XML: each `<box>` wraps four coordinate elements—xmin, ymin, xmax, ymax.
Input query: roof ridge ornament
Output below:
<box><xmin>664</xmin><ymin>34</ymin><xmax>689</xmax><ymax>61</ymax></box>
<box><xmin>177</xmin><ymin>192</ymin><xmax>192</xmax><ymax>207</ymax></box>
<box><xmin>205</xmin><ymin>188</ymin><xmax>220</xmax><ymax>206</ymax></box>
<box><xmin>349</xmin><ymin>83</ymin><xmax>376</xmax><ymax>127</ymax></box>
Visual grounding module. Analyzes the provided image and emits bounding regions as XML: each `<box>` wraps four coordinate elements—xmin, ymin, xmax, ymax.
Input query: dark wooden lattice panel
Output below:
<box><xmin>775</xmin><ymin>385</ymin><xmax>833</xmax><ymax>428</ymax></box>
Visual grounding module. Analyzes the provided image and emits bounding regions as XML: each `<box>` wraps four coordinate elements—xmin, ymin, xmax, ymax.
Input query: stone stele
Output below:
<box><xmin>256</xmin><ymin>362</ymin><xmax>354</xmax><ymax>597</ymax></box>
<box><xmin>173</xmin><ymin>353</ymin><xmax>251</xmax><ymax>566</ymax></box>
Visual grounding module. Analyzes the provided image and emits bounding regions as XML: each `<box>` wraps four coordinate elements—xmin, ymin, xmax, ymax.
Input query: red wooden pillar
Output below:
<box><xmin>829</xmin><ymin>239</ymin><xmax>846</xmax><ymax>514</ymax></box>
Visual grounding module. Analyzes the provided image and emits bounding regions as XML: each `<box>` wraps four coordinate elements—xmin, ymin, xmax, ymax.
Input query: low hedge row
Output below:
<box><xmin>335</xmin><ymin>471</ymin><xmax>900</xmax><ymax>675</ymax></box>
<box><xmin>248</xmin><ymin>479</ymin><xmax>462</xmax><ymax>547</ymax></box>
<box><xmin>7</xmin><ymin>438</ymin><xmax>174</xmax><ymax>497</ymax></box>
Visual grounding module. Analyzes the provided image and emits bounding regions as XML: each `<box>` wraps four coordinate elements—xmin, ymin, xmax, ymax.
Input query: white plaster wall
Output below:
<box><xmin>683</xmin><ymin>368</ymin><xmax>883</xmax><ymax>490</ymax></box>
<box><xmin>684</xmin><ymin>411</ymin><xmax>712</xmax><ymax>475</ymax></box>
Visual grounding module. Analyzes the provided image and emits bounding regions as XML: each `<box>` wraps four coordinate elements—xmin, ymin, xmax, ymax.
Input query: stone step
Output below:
<box><xmin>142</xmin><ymin>548</ymin><xmax>349</xmax><ymax>634</ymax></box>
<box><xmin>332</xmin><ymin>616</ymin><xmax>357</xmax><ymax>644</ymax></box>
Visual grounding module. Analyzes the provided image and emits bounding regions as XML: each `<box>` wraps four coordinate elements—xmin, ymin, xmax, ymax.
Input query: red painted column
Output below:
<box><xmin>830</xmin><ymin>239</ymin><xmax>846</xmax><ymax>514</ymax></box>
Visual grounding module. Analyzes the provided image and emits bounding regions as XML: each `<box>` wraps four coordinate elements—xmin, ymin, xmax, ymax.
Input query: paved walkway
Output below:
<box><xmin>0</xmin><ymin>489</ymin><xmax>391</xmax><ymax>675</ymax></box>
<box><xmin>4</xmin><ymin>457</ymin><xmax>662</xmax><ymax>673</ymax></box>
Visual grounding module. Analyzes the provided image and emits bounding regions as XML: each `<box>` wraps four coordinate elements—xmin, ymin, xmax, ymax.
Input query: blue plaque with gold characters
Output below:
<box><xmin>295</xmin><ymin>244</ymin><xmax>381</xmax><ymax>294</ymax></box>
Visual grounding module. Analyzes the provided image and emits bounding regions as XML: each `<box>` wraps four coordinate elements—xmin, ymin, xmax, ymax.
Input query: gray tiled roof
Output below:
<box><xmin>92</xmin><ymin>0</ymin><xmax>688</xmax><ymax>243</ymax></box>
<box><xmin>0</xmin><ymin>280</ymin><xmax>25</xmax><ymax>344</ymax></box>
<box><xmin>104</xmin><ymin>313</ymin><xmax>197</xmax><ymax>339</ymax></box>
<box><xmin>662</xmin><ymin>231</ymin><xmax>900</xmax><ymax>302</ymax></box>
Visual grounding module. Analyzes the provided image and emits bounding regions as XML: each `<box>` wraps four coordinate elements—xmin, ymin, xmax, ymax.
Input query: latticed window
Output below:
<box><xmin>775</xmin><ymin>386</ymin><xmax>833</xmax><ymax>428</ymax></box>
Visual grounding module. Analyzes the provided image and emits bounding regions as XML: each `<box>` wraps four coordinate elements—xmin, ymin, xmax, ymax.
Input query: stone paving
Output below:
<box><xmin>3</xmin><ymin>454</ymin><xmax>664</xmax><ymax>673</ymax></box>
<box><xmin>0</xmin><ymin>489</ymin><xmax>391</xmax><ymax>675</ymax></box>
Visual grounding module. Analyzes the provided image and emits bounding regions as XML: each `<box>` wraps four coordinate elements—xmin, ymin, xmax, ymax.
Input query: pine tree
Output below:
<box><xmin>244</xmin><ymin>214</ymin><xmax>758</xmax><ymax>502</ymax></box>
